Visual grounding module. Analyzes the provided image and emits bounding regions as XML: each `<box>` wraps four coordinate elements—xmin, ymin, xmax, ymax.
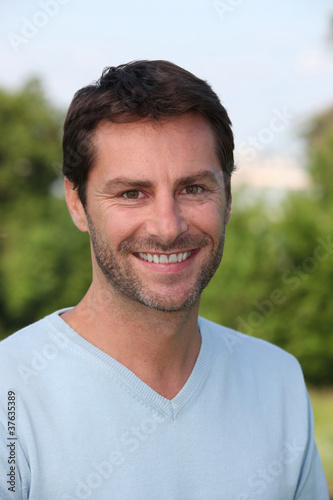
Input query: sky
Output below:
<box><xmin>1</xmin><ymin>0</ymin><xmax>333</xmax><ymax>178</ymax></box>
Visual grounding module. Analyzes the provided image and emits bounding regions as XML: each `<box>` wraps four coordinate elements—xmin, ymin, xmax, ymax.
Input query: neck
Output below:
<box><xmin>61</xmin><ymin>282</ymin><xmax>202</xmax><ymax>399</ymax></box>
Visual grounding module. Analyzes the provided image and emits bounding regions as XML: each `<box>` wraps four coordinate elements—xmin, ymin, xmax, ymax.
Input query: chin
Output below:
<box><xmin>133</xmin><ymin>287</ymin><xmax>202</xmax><ymax>313</ymax></box>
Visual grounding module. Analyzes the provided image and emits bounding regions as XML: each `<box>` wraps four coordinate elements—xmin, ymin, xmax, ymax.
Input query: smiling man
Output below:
<box><xmin>0</xmin><ymin>60</ymin><xmax>329</xmax><ymax>499</ymax></box>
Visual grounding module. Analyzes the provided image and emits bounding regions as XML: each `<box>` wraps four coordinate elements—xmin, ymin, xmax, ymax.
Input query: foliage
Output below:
<box><xmin>0</xmin><ymin>81</ymin><xmax>91</xmax><ymax>336</ymax></box>
<box><xmin>200</xmin><ymin>106</ymin><xmax>333</xmax><ymax>385</ymax></box>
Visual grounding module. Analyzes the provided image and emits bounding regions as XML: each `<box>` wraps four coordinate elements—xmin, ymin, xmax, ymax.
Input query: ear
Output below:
<box><xmin>225</xmin><ymin>194</ymin><xmax>232</xmax><ymax>225</ymax></box>
<box><xmin>64</xmin><ymin>178</ymin><xmax>89</xmax><ymax>232</ymax></box>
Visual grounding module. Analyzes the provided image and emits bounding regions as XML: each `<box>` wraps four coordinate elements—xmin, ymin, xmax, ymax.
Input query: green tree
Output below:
<box><xmin>272</xmin><ymin>107</ymin><xmax>333</xmax><ymax>384</ymax></box>
<box><xmin>0</xmin><ymin>80</ymin><xmax>91</xmax><ymax>338</ymax></box>
<box><xmin>200</xmin><ymin>106</ymin><xmax>333</xmax><ymax>385</ymax></box>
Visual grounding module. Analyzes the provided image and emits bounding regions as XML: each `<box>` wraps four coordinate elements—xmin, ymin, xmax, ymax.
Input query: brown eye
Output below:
<box><xmin>123</xmin><ymin>190</ymin><xmax>141</xmax><ymax>199</ymax></box>
<box><xmin>184</xmin><ymin>185</ymin><xmax>202</xmax><ymax>194</ymax></box>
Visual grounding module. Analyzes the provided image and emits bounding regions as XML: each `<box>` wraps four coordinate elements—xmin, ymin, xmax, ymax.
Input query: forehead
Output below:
<box><xmin>91</xmin><ymin>113</ymin><xmax>221</xmax><ymax>182</ymax></box>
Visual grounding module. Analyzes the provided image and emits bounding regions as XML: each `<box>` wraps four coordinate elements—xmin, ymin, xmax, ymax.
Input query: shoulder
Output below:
<box><xmin>199</xmin><ymin>317</ymin><xmax>311</xmax><ymax>435</ymax></box>
<box><xmin>0</xmin><ymin>309</ymin><xmax>71</xmax><ymax>379</ymax></box>
<box><xmin>1</xmin><ymin>312</ymin><xmax>57</xmax><ymax>353</ymax></box>
<box><xmin>0</xmin><ymin>317</ymin><xmax>47</xmax><ymax>355</ymax></box>
<box><xmin>199</xmin><ymin>316</ymin><xmax>304</xmax><ymax>382</ymax></box>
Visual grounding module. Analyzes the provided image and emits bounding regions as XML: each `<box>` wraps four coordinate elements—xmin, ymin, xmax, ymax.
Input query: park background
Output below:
<box><xmin>1</xmin><ymin>0</ymin><xmax>333</xmax><ymax>494</ymax></box>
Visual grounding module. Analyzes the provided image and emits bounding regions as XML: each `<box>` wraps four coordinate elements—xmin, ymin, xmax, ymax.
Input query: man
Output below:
<box><xmin>0</xmin><ymin>60</ymin><xmax>329</xmax><ymax>499</ymax></box>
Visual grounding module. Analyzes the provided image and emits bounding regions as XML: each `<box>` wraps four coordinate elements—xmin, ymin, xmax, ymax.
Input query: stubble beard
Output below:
<box><xmin>86</xmin><ymin>214</ymin><xmax>226</xmax><ymax>313</ymax></box>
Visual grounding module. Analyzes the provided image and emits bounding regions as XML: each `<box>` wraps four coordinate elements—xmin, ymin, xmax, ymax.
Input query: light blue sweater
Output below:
<box><xmin>0</xmin><ymin>309</ymin><xmax>329</xmax><ymax>499</ymax></box>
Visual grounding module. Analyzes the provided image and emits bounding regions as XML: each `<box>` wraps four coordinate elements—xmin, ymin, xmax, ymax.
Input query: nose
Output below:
<box><xmin>145</xmin><ymin>194</ymin><xmax>188</xmax><ymax>245</ymax></box>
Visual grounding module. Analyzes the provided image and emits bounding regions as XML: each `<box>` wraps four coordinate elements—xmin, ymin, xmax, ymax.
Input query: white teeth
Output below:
<box><xmin>138</xmin><ymin>251</ymin><xmax>192</xmax><ymax>264</ymax></box>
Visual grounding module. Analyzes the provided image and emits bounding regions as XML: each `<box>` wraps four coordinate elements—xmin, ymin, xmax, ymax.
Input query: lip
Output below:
<box><xmin>133</xmin><ymin>248</ymin><xmax>200</xmax><ymax>273</ymax></box>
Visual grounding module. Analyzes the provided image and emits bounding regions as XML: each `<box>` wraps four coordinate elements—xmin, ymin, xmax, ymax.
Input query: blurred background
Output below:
<box><xmin>1</xmin><ymin>0</ymin><xmax>333</xmax><ymax>493</ymax></box>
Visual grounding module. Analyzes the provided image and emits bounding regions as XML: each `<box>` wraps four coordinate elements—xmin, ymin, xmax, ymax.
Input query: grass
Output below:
<box><xmin>309</xmin><ymin>388</ymin><xmax>333</xmax><ymax>498</ymax></box>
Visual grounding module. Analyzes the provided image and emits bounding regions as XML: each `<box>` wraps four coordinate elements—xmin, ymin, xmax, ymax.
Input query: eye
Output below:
<box><xmin>182</xmin><ymin>185</ymin><xmax>203</xmax><ymax>195</ymax></box>
<box><xmin>122</xmin><ymin>190</ymin><xmax>143</xmax><ymax>199</ymax></box>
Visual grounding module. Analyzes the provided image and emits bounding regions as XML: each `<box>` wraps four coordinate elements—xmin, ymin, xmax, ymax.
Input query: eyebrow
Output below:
<box><xmin>175</xmin><ymin>170</ymin><xmax>220</xmax><ymax>187</ymax></box>
<box><xmin>103</xmin><ymin>170</ymin><xmax>221</xmax><ymax>191</ymax></box>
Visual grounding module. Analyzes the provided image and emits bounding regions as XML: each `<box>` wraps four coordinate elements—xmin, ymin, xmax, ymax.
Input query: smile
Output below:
<box><xmin>138</xmin><ymin>251</ymin><xmax>192</xmax><ymax>264</ymax></box>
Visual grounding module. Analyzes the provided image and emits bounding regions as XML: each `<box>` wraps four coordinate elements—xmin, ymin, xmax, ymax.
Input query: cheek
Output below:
<box><xmin>189</xmin><ymin>204</ymin><xmax>224</xmax><ymax>240</ymax></box>
<box><xmin>104</xmin><ymin>211</ymin><xmax>144</xmax><ymax>245</ymax></box>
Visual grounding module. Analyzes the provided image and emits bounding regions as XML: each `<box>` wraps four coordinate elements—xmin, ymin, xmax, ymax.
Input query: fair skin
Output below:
<box><xmin>63</xmin><ymin>113</ymin><xmax>231</xmax><ymax>399</ymax></box>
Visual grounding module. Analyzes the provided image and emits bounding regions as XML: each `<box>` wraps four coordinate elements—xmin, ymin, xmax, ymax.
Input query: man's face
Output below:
<box><xmin>80</xmin><ymin>113</ymin><xmax>231</xmax><ymax>312</ymax></box>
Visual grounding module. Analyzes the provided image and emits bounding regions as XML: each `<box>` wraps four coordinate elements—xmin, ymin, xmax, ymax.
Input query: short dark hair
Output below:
<box><xmin>62</xmin><ymin>60</ymin><xmax>235</xmax><ymax>206</ymax></box>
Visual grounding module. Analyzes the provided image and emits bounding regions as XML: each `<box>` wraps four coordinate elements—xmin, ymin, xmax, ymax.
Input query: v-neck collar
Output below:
<box><xmin>46</xmin><ymin>309</ymin><xmax>215</xmax><ymax>420</ymax></box>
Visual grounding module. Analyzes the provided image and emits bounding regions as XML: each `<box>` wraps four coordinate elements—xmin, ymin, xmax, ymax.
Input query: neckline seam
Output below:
<box><xmin>45</xmin><ymin>311</ymin><xmax>214</xmax><ymax>419</ymax></box>
<box><xmin>45</xmin><ymin>319</ymin><xmax>176</xmax><ymax>416</ymax></box>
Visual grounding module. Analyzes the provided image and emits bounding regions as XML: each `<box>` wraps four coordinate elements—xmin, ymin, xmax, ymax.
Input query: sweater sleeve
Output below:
<box><xmin>294</xmin><ymin>391</ymin><xmax>329</xmax><ymax>500</ymax></box>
